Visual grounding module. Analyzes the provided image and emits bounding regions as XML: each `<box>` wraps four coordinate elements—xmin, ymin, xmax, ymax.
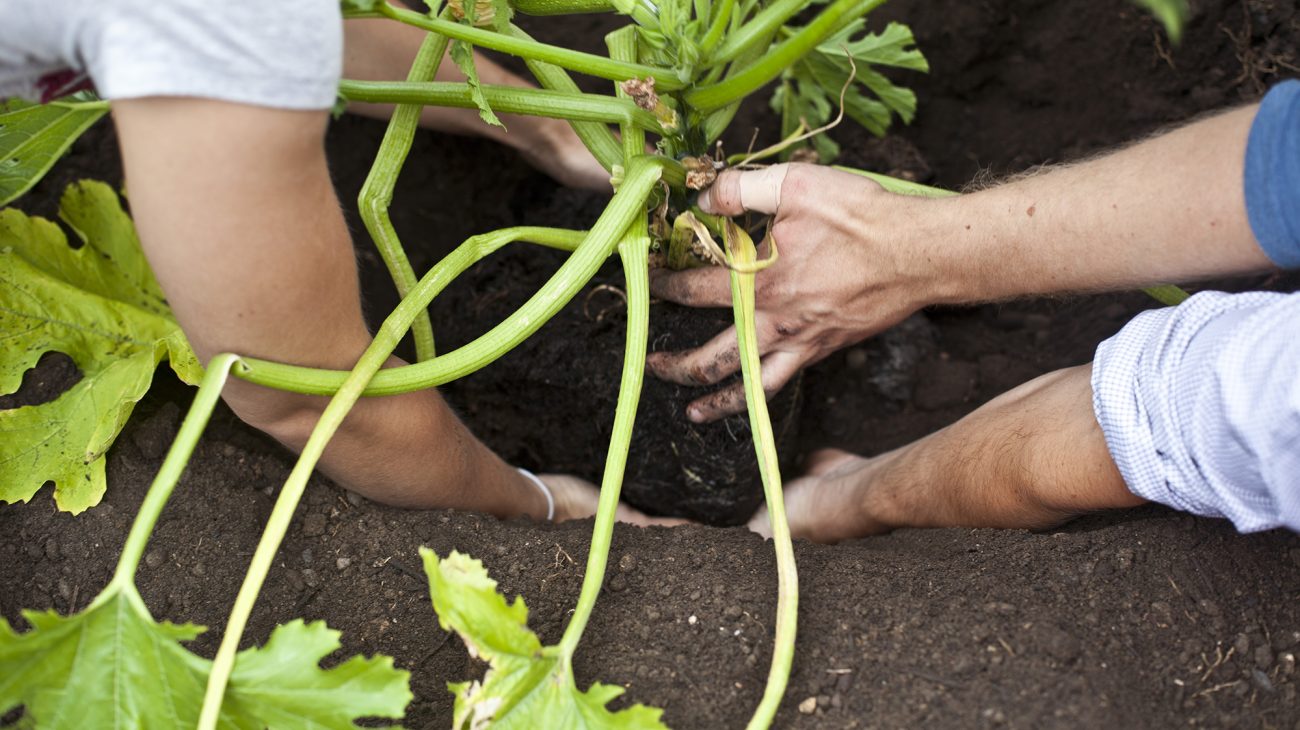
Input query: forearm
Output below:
<box><xmin>862</xmin><ymin>365</ymin><xmax>1143</xmax><ymax>533</ymax></box>
<box><xmin>896</xmin><ymin>105</ymin><xmax>1276</xmax><ymax>304</ymax></box>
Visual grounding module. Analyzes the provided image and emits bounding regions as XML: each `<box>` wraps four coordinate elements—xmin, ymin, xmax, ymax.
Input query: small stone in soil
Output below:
<box><xmin>336</xmin><ymin>557</ymin><xmax>352</xmax><ymax>570</ymax></box>
<box><xmin>301</xmin><ymin>548</ymin><xmax>314</xmax><ymax>566</ymax></box>
<box><xmin>302</xmin><ymin>513</ymin><xmax>327</xmax><ymax>537</ymax></box>
<box><xmin>144</xmin><ymin>551</ymin><xmax>163</xmax><ymax>569</ymax></box>
<box><xmin>618</xmin><ymin>553</ymin><xmax>637</xmax><ymax>572</ymax></box>
<box><xmin>725</xmin><ymin>605</ymin><xmax>743</xmax><ymax>619</ymax></box>
<box><xmin>798</xmin><ymin>697</ymin><xmax>817</xmax><ymax>714</ymax></box>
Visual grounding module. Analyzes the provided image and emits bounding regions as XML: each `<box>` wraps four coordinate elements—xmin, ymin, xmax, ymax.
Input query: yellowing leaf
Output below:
<box><xmin>0</xmin><ymin>99</ymin><xmax>106</xmax><ymax>206</ymax></box>
<box><xmin>422</xmin><ymin>548</ymin><xmax>670</xmax><ymax>730</ymax></box>
<box><xmin>0</xmin><ymin>180</ymin><xmax>201</xmax><ymax>513</ymax></box>
<box><xmin>0</xmin><ymin>586</ymin><xmax>411</xmax><ymax>729</ymax></box>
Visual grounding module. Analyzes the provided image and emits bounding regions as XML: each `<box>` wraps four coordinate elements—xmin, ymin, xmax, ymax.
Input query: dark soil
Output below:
<box><xmin>5</xmin><ymin>1</ymin><xmax>1300</xmax><ymax>728</ymax></box>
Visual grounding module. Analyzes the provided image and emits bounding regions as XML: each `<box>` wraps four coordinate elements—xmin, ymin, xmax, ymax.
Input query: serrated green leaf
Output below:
<box><xmin>450</xmin><ymin>41</ymin><xmax>505</xmax><ymax>128</ymax></box>
<box><xmin>0</xmin><ymin>586</ymin><xmax>410</xmax><ymax>729</ymax></box>
<box><xmin>0</xmin><ymin>99</ymin><xmax>106</xmax><ymax>206</ymax></box>
<box><xmin>422</xmin><ymin>548</ymin><xmax>670</xmax><ymax>729</ymax></box>
<box><xmin>820</xmin><ymin>21</ymin><xmax>929</xmax><ymax>72</ymax></box>
<box><xmin>0</xmin><ymin>180</ymin><xmax>202</xmax><ymax>513</ymax></box>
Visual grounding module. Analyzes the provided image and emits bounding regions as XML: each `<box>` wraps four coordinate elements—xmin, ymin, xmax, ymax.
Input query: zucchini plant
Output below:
<box><xmin>0</xmin><ymin>0</ymin><xmax>1188</xmax><ymax>727</ymax></box>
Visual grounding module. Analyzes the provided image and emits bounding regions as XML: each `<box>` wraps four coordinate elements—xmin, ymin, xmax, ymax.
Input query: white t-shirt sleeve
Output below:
<box><xmin>82</xmin><ymin>0</ymin><xmax>342</xmax><ymax>110</ymax></box>
<box><xmin>1092</xmin><ymin>290</ymin><xmax>1300</xmax><ymax>533</ymax></box>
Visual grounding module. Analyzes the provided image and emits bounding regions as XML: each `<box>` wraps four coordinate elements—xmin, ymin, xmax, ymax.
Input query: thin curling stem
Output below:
<box><xmin>232</xmin><ymin>159</ymin><xmax>665</xmax><ymax>396</ymax></box>
<box><xmin>721</xmin><ymin>223</ymin><xmax>797</xmax><ymax>730</ymax></box>
<box><xmin>557</xmin><ymin>227</ymin><xmax>651</xmax><ymax>657</ymax></box>
<box><xmin>358</xmin><ymin>17</ymin><xmax>453</xmax><ymax>363</ymax></box>
<box><xmin>104</xmin><ymin>354</ymin><xmax>241</xmax><ymax>596</ymax></box>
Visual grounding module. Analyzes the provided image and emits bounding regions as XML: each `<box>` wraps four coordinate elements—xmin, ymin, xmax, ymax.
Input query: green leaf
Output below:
<box><xmin>1133</xmin><ymin>0</ymin><xmax>1188</xmax><ymax>42</ymax></box>
<box><xmin>450</xmin><ymin>41</ymin><xmax>505</xmax><ymax>128</ymax></box>
<box><xmin>422</xmin><ymin>548</ymin><xmax>670</xmax><ymax>729</ymax></box>
<box><xmin>0</xmin><ymin>180</ymin><xmax>202</xmax><ymax>513</ymax></box>
<box><xmin>0</xmin><ymin>99</ymin><xmax>107</xmax><ymax>206</ymax></box>
<box><xmin>0</xmin><ymin>586</ymin><xmax>410</xmax><ymax>729</ymax></box>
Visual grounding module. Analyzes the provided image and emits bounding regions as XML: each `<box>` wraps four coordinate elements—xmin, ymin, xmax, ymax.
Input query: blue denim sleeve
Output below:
<box><xmin>1245</xmin><ymin>80</ymin><xmax>1300</xmax><ymax>269</ymax></box>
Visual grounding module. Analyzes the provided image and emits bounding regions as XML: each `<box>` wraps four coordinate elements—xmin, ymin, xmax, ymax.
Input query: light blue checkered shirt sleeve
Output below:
<box><xmin>1092</xmin><ymin>291</ymin><xmax>1300</xmax><ymax>533</ymax></box>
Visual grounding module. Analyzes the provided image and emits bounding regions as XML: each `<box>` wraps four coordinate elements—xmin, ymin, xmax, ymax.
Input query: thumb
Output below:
<box><xmin>698</xmin><ymin>165</ymin><xmax>790</xmax><ymax>217</ymax></box>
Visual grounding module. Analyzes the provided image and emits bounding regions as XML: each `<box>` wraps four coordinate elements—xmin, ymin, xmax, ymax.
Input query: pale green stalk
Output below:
<box><xmin>231</xmin><ymin>159</ymin><xmax>664</xmax><ymax>396</ymax></box>
<box><xmin>708</xmin><ymin>0</ymin><xmax>802</xmax><ymax>64</ymax></box>
<box><xmin>685</xmin><ymin>0</ymin><xmax>885</xmax><ymax>111</ymax></box>
<box><xmin>834</xmin><ymin>165</ymin><xmax>1192</xmax><ymax>305</ymax></box>
<box><xmin>555</xmin><ymin>23</ymin><xmax>648</xmax><ymax>660</ymax></box>
<box><xmin>512</xmin><ymin>0</ymin><xmax>616</xmax><ymax>14</ymax></box>
<box><xmin>722</xmin><ymin>224</ymin><xmax>797</xmax><ymax>730</ymax></box>
<box><xmin>358</xmin><ymin>18</ymin><xmax>452</xmax><ymax>363</ymax></box>
<box><xmin>196</xmin><ymin>221</ymin><xmax>636</xmax><ymax>728</ymax></box>
<box><xmin>510</xmin><ymin>24</ymin><xmax>624</xmax><ymax>172</ymax></box>
<box><xmin>699</xmin><ymin>0</ymin><xmax>737</xmax><ymax>56</ymax></box>
<box><xmin>338</xmin><ymin>80</ymin><xmax>662</xmax><ymax>132</ymax></box>
<box><xmin>557</xmin><ymin>229</ymin><xmax>651</xmax><ymax>657</ymax></box>
<box><xmin>380</xmin><ymin>3</ymin><xmax>685</xmax><ymax>89</ymax></box>
<box><xmin>99</xmin><ymin>354</ymin><xmax>241</xmax><ymax>598</ymax></box>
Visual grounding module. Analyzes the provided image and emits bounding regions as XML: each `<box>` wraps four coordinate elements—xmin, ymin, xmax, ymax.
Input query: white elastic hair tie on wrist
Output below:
<box><xmin>517</xmin><ymin>468</ymin><xmax>555</xmax><ymax>521</ymax></box>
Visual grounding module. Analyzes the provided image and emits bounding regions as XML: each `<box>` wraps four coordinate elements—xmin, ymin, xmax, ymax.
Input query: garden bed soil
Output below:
<box><xmin>5</xmin><ymin>0</ymin><xmax>1300</xmax><ymax>727</ymax></box>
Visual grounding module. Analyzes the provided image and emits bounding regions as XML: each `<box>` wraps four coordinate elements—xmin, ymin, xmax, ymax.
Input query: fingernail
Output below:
<box><xmin>697</xmin><ymin>187</ymin><xmax>714</xmax><ymax>213</ymax></box>
<box><xmin>687</xmin><ymin>406</ymin><xmax>706</xmax><ymax>423</ymax></box>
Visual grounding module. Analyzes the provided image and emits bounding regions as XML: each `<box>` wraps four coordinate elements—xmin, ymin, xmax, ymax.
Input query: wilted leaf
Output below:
<box><xmin>423</xmin><ymin>548</ymin><xmax>670</xmax><ymax>729</ymax></box>
<box><xmin>0</xmin><ymin>180</ymin><xmax>202</xmax><ymax>513</ymax></box>
<box><xmin>0</xmin><ymin>586</ymin><xmax>410</xmax><ymax>729</ymax></box>
<box><xmin>0</xmin><ymin>99</ymin><xmax>106</xmax><ymax>206</ymax></box>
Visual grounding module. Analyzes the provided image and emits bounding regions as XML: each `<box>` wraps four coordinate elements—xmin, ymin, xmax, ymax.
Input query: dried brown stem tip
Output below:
<box><xmin>620</xmin><ymin>78</ymin><xmax>660</xmax><ymax>111</ymax></box>
<box><xmin>448</xmin><ymin>0</ymin><xmax>497</xmax><ymax>26</ymax></box>
<box><xmin>683</xmin><ymin>155</ymin><xmax>720</xmax><ymax>190</ymax></box>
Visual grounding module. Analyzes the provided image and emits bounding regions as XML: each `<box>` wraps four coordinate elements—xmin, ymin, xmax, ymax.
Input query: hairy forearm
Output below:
<box><xmin>895</xmin><ymin>105</ymin><xmax>1275</xmax><ymax>304</ymax></box>
<box><xmin>862</xmin><ymin>365</ymin><xmax>1142</xmax><ymax>534</ymax></box>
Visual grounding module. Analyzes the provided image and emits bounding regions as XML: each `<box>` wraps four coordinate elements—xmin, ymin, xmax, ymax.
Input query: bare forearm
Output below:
<box><xmin>899</xmin><ymin>105</ymin><xmax>1275</xmax><ymax>304</ymax></box>
<box><xmin>861</xmin><ymin>365</ymin><xmax>1142</xmax><ymax>534</ymax></box>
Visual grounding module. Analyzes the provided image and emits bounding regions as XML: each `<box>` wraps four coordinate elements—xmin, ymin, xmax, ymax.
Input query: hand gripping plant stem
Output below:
<box><xmin>198</xmin><ymin>161</ymin><xmax>664</xmax><ymax>727</ymax></box>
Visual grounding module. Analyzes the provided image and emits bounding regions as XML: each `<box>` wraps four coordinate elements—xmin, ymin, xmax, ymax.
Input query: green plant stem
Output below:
<box><xmin>232</xmin><ymin>159</ymin><xmax>664</xmax><ymax>396</ymax></box>
<box><xmin>509</xmin><ymin>25</ymin><xmax>624</xmax><ymax>172</ymax></box>
<box><xmin>358</xmin><ymin>19</ymin><xmax>452</xmax><ymax>363</ymax></box>
<box><xmin>833</xmin><ymin>165</ymin><xmax>1193</xmax><ymax>306</ymax></box>
<box><xmin>338</xmin><ymin>80</ymin><xmax>663</xmax><ymax>132</ymax></box>
<box><xmin>101</xmin><ymin>354</ymin><xmax>240</xmax><ymax>598</ymax></box>
<box><xmin>709</xmin><ymin>0</ymin><xmax>803</xmax><ymax>65</ymax></box>
<box><xmin>722</xmin><ymin>224</ymin><xmax>797</xmax><ymax>730</ymax></box>
<box><xmin>380</xmin><ymin>3</ymin><xmax>684</xmax><ymax>89</ymax></box>
<box><xmin>557</xmin><ymin>227</ymin><xmax>651</xmax><ymax>658</ymax></box>
<box><xmin>195</xmin><ymin>223</ymin><xmax>625</xmax><ymax>728</ymax></box>
<box><xmin>699</xmin><ymin>0</ymin><xmax>737</xmax><ymax>56</ymax></box>
<box><xmin>553</xmin><ymin>21</ymin><xmax>650</xmax><ymax>663</ymax></box>
<box><xmin>511</xmin><ymin>0</ymin><xmax>616</xmax><ymax>15</ymax></box>
<box><xmin>685</xmin><ymin>0</ymin><xmax>884</xmax><ymax>112</ymax></box>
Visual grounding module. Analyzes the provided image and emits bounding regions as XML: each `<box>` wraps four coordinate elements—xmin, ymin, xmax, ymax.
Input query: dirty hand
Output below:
<box><xmin>539</xmin><ymin>473</ymin><xmax>690</xmax><ymax>527</ymax></box>
<box><xmin>648</xmin><ymin>164</ymin><xmax>926</xmax><ymax>422</ymax></box>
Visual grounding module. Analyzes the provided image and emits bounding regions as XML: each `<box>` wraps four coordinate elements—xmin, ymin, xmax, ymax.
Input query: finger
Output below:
<box><xmin>615</xmin><ymin>503</ymin><xmax>692</xmax><ymax>528</ymax></box>
<box><xmin>685</xmin><ymin>349</ymin><xmax>804</xmax><ymax>422</ymax></box>
<box><xmin>747</xmin><ymin>505</ymin><xmax>773</xmax><ymax>539</ymax></box>
<box><xmin>647</xmin><ymin>326</ymin><xmax>742</xmax><ymax>387</ymax></box>
<box><xmin>648</xmin><ymin>266</ymin><xmax>732</xmax><ymax>308</ymax></box>
<box><xmin>698</xmin><ymin>165</ymin><xmax>790</xmax><ymax>217</ymax></box>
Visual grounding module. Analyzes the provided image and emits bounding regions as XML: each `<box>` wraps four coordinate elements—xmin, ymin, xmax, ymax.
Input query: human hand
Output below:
<box><xmin>648</xmin><ymin>163</ymin><xmax>926</xmax><ymax>422</ymax></box>
<box><xmin>539</xmin><ymin>473</ymin><xmax>690</xmax><ymax>526</ymax></box>
<box><xmin>746</xmin><ymin>449</ymin><xmax>890</xmax><ymax>543</ymax></box>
